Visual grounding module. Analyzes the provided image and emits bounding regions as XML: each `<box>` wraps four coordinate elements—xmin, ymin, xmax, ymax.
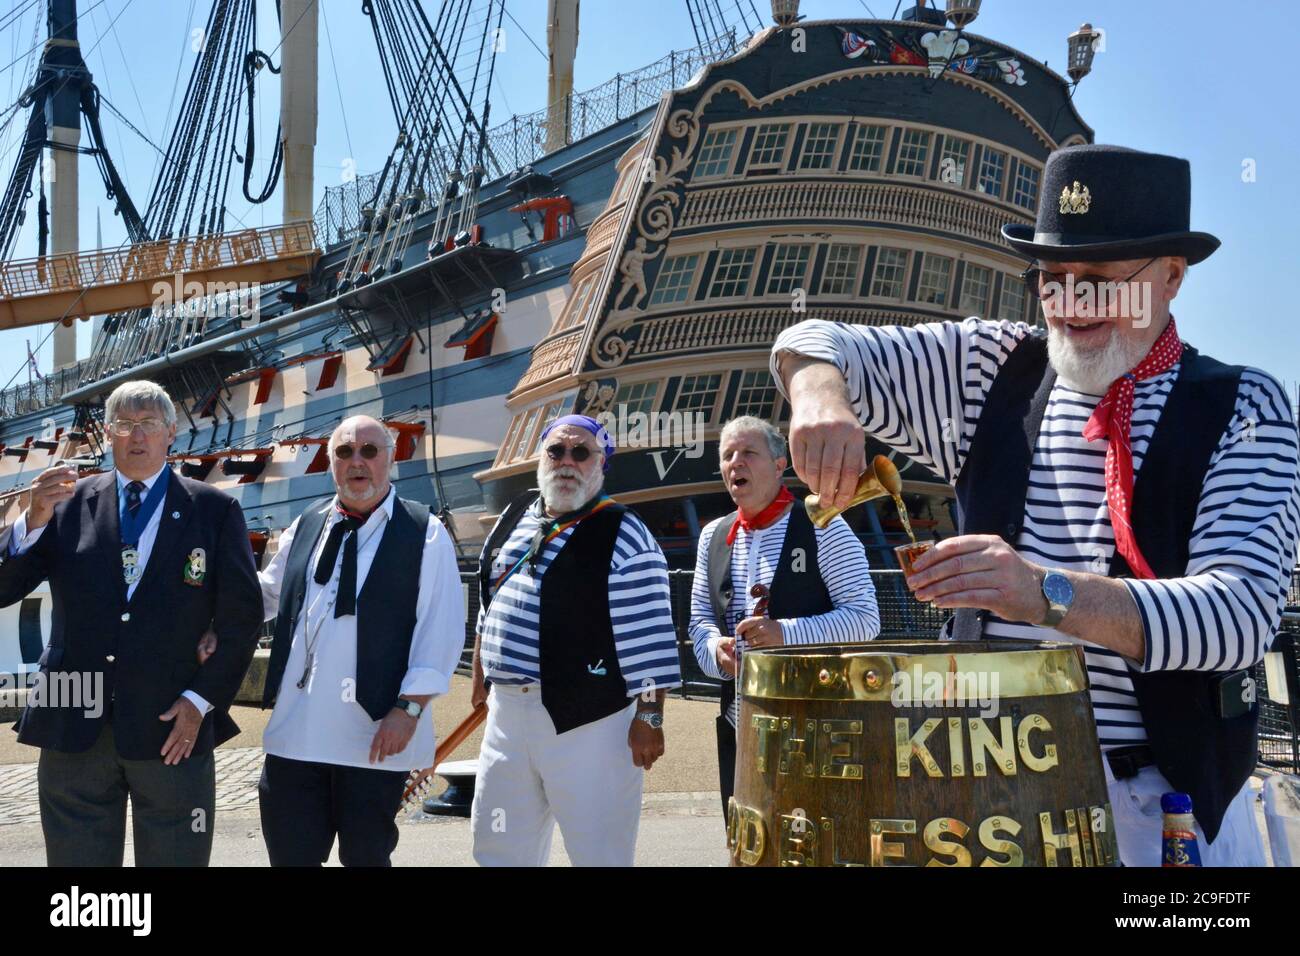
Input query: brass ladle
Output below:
<box><xmin>804</xmin><ymin>454</ymin><xmax>904</xmax><ymax>529</ymax></box>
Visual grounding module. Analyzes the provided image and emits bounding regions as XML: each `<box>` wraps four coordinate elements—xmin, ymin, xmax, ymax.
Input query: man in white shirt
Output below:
<box><xmin>256</xmin><ymin>415</ymin><xmax>464</xmax><ymax>866</ymax></box>
<box><xmin>0</xmin><ymin>380</ymin><xmax>263</xmax><ymax>866</ymax></box>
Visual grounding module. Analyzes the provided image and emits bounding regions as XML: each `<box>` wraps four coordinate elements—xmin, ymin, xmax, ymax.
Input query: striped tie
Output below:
<box><xmin>125</xmin><ymin>480</ymin><xmax>145</xmax><ymax>518</ymax></box>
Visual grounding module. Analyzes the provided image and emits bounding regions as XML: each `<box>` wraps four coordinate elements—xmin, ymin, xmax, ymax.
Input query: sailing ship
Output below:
<box><xmin>0</xmin><ymin>0</ymin><xmax>1100</xmax><ymax>680</ymax></box>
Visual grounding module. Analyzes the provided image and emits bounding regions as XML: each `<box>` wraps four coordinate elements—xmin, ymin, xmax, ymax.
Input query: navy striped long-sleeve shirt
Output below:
<box><xmin>771</xmin><ymin>317</ymin><xmax>1300</xmax><ymax>747</ymax></box>
<box><xmin>478</xmin><ymin>500</ymin><xmax>682</xmax><ymax>697</ymax></box>
<box><xmin>689</xmin><ymin>510</ymin><xmax>881</xmax><ymax>726</ymax></box>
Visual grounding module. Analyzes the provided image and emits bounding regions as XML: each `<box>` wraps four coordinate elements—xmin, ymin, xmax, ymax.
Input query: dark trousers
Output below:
<box><xmin>716</xmin><ymin>714</ymin><xmax>736</xmax><ymax>821</ymax></box>
<box><xmin>258</xmin><ymin>753</ymin><xmax>408</xmax><ymax>867</ymax></box>
<box><xmin>37</xmin><ymin>723</ymin><xmax>216</xmax><ymax>867</ymax></box>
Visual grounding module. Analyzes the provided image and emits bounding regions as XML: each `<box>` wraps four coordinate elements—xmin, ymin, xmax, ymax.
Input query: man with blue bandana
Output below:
<box><xmin>469</xmin><ymin>415</ymin><xmax>681</xmax><ymax>866</ymax></box>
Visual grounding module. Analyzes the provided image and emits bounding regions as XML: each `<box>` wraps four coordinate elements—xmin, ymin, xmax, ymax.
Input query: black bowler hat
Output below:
<box><xmin>1001</xmin><ymin>144</ymin><xmax>1220</xmax><ymax>265</ymax></box>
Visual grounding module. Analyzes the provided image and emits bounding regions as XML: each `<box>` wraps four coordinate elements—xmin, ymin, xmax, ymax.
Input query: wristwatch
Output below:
<box><xmin>1039</xmin><ymin>571</ymin><xmax>1075</xmax><ymax>628</ymax></box>
<box><xmin>395</xmin><ymin>699</ymin><xmax>423</xmax><ymax>718</ymax></box>
<box><xmin>634</xmin><ymin>710</ymin><xmax>664</xmax><ymax>729</ymax></box>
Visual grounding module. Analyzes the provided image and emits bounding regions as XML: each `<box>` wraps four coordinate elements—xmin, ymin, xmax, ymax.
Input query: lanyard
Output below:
<box><xmin>490</xmin><ymin>496</ymin><xmax>616</xmax><ymax>596</ymax></box>
<box><xmin>119</xmin><ymin>469</ymin><xmax>170</xmax><ymax>547</ymax></box>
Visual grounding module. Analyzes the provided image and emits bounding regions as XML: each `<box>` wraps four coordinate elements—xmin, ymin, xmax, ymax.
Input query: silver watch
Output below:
<box><xmin>1039</xmin><ymin>571</ymin><xmax>1075</xmax><ymax>628</ymax></box>
<box><xmin>634</xmin><ymin>710</ymin><xmax>664</xmax><ymax>729</ymax></box>
<box><xmin>395</xmin><ymin>699</ymin><xmax>423</xmax><ymax>718</ymax></box>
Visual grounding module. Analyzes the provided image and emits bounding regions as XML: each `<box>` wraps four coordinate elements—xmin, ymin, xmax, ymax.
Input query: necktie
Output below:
<box><xmin>1081</xmin><ymin>317</ymin><xmax>1183</xmax><ymax>580</ymax></box>
<box><xmin>125</xmin><ymin>480</ymin><xmax>145</xmax><ymax>517</ymax></box>
<box><xmin>314</xmin><ymin>512</ymin><xmax>363</xmax><ymax>617</ymax></box>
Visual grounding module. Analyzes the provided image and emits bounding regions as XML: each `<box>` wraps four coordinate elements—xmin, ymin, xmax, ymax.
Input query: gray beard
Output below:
<box><xmin>537</xmin><ymin>464</ymin><xmax>603</xmax><ymax>513</ymax></box>
<box><xmin>1045</xmin><ymin>323</ymin><xmax>1151</xmax><ymax>395</ymax></box>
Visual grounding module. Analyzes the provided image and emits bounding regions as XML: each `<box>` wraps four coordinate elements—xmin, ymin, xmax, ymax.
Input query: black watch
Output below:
<box><xmin>395</xmin><ymin>699</ymin><xmax>423</xmax><ymax>718</ymax></box>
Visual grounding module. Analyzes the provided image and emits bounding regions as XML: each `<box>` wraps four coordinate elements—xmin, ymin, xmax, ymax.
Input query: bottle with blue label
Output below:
<box><xmin>1161</xmin><ymin>792</ymin><xmax>1203</xmax><ymax>867</ymax></box>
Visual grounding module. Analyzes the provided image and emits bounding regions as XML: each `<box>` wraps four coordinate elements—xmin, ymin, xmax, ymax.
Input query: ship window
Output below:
<box><xmin>977</xmin><ymin>148</ymin><xmax>1007</xmax><ymax>199</ymax></box>
<box><xmin>848</xmin><ymin>124</ymin><xmax>887</xmax><ymax>172</ymax></box>
<box><xmin>613</xmin><ymin>381</ymin><xmax>660</xmax><ymax>417</ymax></box>
<box><xmin>997</xmin><ymin>274</ymin><xmax>1028</xmax><ymax>323</ymax></box>
<box><xmin>498</xmin><ymin>413</ymin><xmax>525</xmax><ymax>466</ymax></box>
<box><xmin>708</xmin><ymin>247</ymin><xmax>757</xmax><ymax>298</ymax></box>
<box><xmin>556</xmin><ymin>275</ymin><xmax>596</xmax><ymax>332</ymax></box>
<box><xmin>648</xmin><ymin>254</ymin><xmax>700</xmax><ymax>306</ymax></box>
<box><xmin>799</xmin><ymin>123</ymin><xmax>842</xmax><ymax>170</ymax></box>
<box><xmin>870</xmin><ymin>247</ymin><xmax>910</xmax><ymax>299</ymax></box>
<box><xmin>958</xmin><ymin>263</ymin><xmax>992</xmax><ymax>316</ymax></box>
<box><xmin>894</xmin><ymin>129</ymin><xmax>931</xmax><ymax>177</ymax></box>
<box><xmin>937</xmin><ymin>135</ymin><xmax>971</xmax><ymax>187</ymax></box>
<box><xmin>820</xmin><ymin>244</ymin><xmax>863</xmax><ymax>296</ymax></box>
<box><xmin>1012</xmin><ymin>161</ymin><xmax>1041</xmax><ymax>210</ymax></box>
<box><xmin>765</xmin><ymin>244</ymin><xmax>812</xmax><ymax>295</ymax></box>
<box><xmin>733</xmin><ymin>370</ymin><xmax>778</xmax><ymax>419</ymax></box>
<box><xmin>748</xmin><ymin>123</ymin><xmax>791</xmax><ymax>169</ymax></box>
<box><xmin>534</xmin><ymin>395</ymin><xmax>576</xmax><ymax>452</ymax></box>
<box><xmin>511</xmin><ymin>406</ymin><xmax>544</xmax><ymax>460</ymax></box>
<box><xmin>695</xmin><ymin>127</ymin><xmax>738</xmax><ymax>179</ymax></box>
<box><xmin>672</xmin><ymin>374</ymin><xmax>724</xmax><ymax>423</ymax></box>
<box><xmin>916</xmin><ymin>254</ymin><xmax>954</xmax><ymax>306</ymax></box>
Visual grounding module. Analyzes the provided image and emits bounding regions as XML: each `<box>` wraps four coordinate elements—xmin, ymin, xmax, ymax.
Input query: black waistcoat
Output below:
<box><xmin>478</xmin><ymin>496</ymin><xmax>632</xmax><ymax>734</ymax></box>
<box><xmin>707</xmin><ymin>503</ymin><xmax>833</xmax><ymax>717</ymax></box>
<box><xmin>264</xmin><ymin>495</ymin><xmax>429</xmax><ymax>721</ymax></box>
<box><xmin>953</xmin><ymin>331</ymin><xmax>1253</xmax><ymax>843</ymax></box>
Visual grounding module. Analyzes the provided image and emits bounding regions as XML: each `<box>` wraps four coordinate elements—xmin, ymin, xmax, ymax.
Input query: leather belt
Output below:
<box><xmin>1106</xmin><ymin>744</ymin><xmax>1156</xmax><ymax>780</ymax></box>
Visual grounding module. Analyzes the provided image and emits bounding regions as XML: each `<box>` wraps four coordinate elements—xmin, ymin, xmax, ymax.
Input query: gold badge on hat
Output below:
<box><xmin>183</xmin><ymin>547</ymin><xmax>206</xmax><ymax>587</ymax></box>
<box><xmin>1059</xmin><ymin>180</ymin><xmax>1092</xmax><ymax>214</ymax></box>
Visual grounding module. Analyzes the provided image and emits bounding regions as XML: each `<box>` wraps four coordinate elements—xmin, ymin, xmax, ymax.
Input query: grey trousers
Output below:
<box><xmin>37</xmin><ymin>723</ymin><xmax>216</xmax><ymax>867</ymax></box>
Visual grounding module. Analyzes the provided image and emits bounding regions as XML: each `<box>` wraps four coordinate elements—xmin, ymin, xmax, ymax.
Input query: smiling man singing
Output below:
<box><xmin>771</xmin><ymin>145</ymin><xmax>1300</xmax><ymax>866</ymax></box>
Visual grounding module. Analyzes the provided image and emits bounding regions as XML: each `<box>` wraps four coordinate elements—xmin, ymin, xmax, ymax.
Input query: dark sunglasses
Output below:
<box><xmin>1020</xmin><ymin>258</ymin><xmax>1157</xmax><ymax>302</ymax></box>
<box><xmin>750</xmin><ymin>583</ymin><xmax>770</xmax><ymax>618</ymax></box>
<box><xmin>545</xmin><ymin>443</ymin><xmax>593</xmax><ymax>463</ymax></box>
<box><xmin>334</xmin><ymin>443</ymin><xmax>381</xmax><ymax>460</ymax></box>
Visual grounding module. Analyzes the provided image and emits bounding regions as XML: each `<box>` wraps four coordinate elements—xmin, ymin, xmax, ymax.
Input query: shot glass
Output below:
<box><xmin>894</xmin><ymin>540</ymin><xmax>937</xmax><ymax>607</ymax></box>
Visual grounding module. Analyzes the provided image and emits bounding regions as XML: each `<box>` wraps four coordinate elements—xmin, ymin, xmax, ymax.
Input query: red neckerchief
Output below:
<box><xmin>727</xmin><ymin>486</ymin><xmax>795</xmax><ymax>546</ymax></box>
<box><xmin>336</xmin><ymin>502</ymin><xmax>380</xmax><ymax>525</ymax></box>
<box><xmin>1081</xmin><ymin>317</ymin><xmax>1183</xmax><ymax>580</ymax></box>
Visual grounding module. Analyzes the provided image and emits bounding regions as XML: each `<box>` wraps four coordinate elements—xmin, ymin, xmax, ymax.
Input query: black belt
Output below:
<box><xmin>1106</xmin><ymin>744</ymin><xmax>1156</xmax><ymax>780</ymax></box>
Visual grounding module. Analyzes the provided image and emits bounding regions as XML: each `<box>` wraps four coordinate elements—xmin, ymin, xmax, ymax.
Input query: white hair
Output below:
<box><xmin>104</xmin><ymin>381</ymin><xmax>176</xmax><ymax>428</ymax></box>
<box><xmin>720</xmin><ymin>416</ymin><xmax>786</xmax><ymax>461</ymax></box>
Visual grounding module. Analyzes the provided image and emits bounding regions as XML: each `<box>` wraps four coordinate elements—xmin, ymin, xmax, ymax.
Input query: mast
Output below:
<box><xmin>545</xmin><ymin>0</ymin><xmax>579</xmax><ymax>153</ymax></box>
<box><xmin>279</xmin><ymin>0</ymin><xmax>318</xmax><ymax>225</ymax></box>
<box><xmin>46</xmin><ymin>0</ymin><xmax>80</xmax><ymax>370</ymax></box>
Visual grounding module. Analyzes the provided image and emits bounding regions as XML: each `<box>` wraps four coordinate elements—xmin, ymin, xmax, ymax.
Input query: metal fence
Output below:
<box><xmin>1257</xmin><ymin>613</ymin><xmax>1300</xmax><ymax>774</ymax></box>
<box><xmin>312</xmin><ymin>41</ymin><xmax>721</xmax><ymax>245</ymax></box>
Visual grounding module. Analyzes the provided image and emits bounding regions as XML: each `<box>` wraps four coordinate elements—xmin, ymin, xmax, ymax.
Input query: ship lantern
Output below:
<box><xmin>770</xmin><ymin>0</ymin><xmax>801</xmax><ymax>28</ymax></box>
<box><xmin>944</xmin><ymin>0</ymin><xmax>981</xmax><ymax>29</ymax></box>
<box><xmin>1067</xmin><ymin>22</ymin><xmax>1101</xmax><ymax>84</ymax></box>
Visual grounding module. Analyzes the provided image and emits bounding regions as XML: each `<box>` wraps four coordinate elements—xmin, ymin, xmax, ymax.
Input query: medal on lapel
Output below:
<box><xmin>183</xmin><ymin>547</ymin><xmax>206</xmax><ymax>587</ymax></box>
<box><xmin>121</xmin><ymin>547</ymin><xmax>142</xmax><ymax>586</ymax></box>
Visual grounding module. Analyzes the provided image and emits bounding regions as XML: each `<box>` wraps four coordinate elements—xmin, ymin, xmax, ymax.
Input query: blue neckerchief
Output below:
<box><xmin>119</xmin><ymin>468</ymin><xmax>171</xmax><ymax>547</ymax></box>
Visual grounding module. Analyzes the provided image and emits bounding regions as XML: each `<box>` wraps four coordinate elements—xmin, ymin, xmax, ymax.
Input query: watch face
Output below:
<box><xmin>1043</xmin><ymin>572</ymin><xmax>1074</xmax><ymax>607</ymax></box>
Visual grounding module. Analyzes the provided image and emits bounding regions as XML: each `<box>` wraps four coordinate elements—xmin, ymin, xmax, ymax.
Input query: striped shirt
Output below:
<box><xmin>477</xmin><ymin>500</ymin><xmax>682</xmax><ymax>697</ymax></box>
<box><xmin>689</xmin><ymin>509</ymin><xmax>881</xmax><ymax>726</ymax></box>
<box><xmin>771</xmin><ymin>317</ymin><xmax>1300</xmax><ymax>748</ymax></box>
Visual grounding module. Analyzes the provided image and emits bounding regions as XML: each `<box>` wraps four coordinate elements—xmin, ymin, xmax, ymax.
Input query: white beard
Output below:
<box><xmin>537</xmin><ymin>462</ymin><xmax>604</xmax><ymax>513</ymax></box>
<box><xmin>1046</xmin><ymin>323</ymin><xmax>1152</xmax><ymax>395</ymax></box>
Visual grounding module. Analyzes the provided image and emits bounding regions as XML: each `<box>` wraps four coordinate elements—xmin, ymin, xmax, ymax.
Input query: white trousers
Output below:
<box><xmin>1106</xmin><ymin>760</ymin><xmax>1265</xmax><ymax>866</ymax></box>
<box><xmin>471</xmin><ymin>684</ymin><xmax>642</xmax><ymax>867</ymax></box>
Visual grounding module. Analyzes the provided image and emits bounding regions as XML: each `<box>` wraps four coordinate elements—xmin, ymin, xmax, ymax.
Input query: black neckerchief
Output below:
<box><xmin>527</xmin><ymin>492</ymin><xmax>609</xmax><ymax>575</ymax></box>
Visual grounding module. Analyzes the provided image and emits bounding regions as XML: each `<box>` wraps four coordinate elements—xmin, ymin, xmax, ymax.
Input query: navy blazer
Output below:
<box><xmin>0</xmin><ymin>469</ymin><xmax>263</xmax><ymax>760</ymax></box>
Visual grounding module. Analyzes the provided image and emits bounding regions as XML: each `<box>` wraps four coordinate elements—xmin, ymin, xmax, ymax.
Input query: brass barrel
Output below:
<box><xmin>727</xmin><ymin>640</ymin><xmax>1119</xmax><ymax>867</ymax></box>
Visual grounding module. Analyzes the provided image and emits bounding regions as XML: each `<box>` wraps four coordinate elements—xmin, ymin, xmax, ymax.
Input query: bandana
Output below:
<box><xmin>1081</xmin><ymin>317</ymin><xmax>1183</xmax><ymax>580</ymax></box>
<box><xmin>540</xmin><ymin>414</ymin><xmax>616</xmax><ymax>471</ymax></box>
<box><xmin>727</xmin><ymin>486</ymin><xmax>796</xmax><ymax>546</ymax></box>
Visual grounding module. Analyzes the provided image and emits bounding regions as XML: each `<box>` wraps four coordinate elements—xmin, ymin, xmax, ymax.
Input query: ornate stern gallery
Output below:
<box><xmin>476</xmin><ymin>9</ymin><xmax>1094</xmax><ymax>566</ymax></box>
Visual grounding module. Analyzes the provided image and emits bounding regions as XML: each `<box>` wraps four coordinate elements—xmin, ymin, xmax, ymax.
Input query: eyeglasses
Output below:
<box><xmin>334</xmin><ymin>443</ymin><xmax>381</xmax><ymax>460</ymax></box>
<box><xmin>109</xmin><ymin>418</ymin><xmax>166</xmax><ymax>437</ymax></box>
<box><xmin>1020</xmin><ymin>258</ymin><xmax>1158</xmax><ymax>302</ymax></box>
<box><xmin>750</xmin><ymin>583</ymin><xmax>770</xmax><ymax>618</ymax></box>
<box><xmin>544</xmin><ymin>443</ymin><xmax>593</xmax><ymax>463</ymax></box>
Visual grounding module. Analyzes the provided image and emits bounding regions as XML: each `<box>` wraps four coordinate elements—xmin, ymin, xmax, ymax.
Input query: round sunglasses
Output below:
<box><xmin>544</xmin><ymin>443</ymin><xmax>595</xmax><ymax>463</ymax></box>
<box><xmin>334</xmin><ymin>443</ymin><xmax>382</xmax><ymax>460</ymax></box>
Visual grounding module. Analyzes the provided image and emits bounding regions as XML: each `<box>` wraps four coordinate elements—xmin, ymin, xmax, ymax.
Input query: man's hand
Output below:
<box><xmin>629</xmin><ymin>714</ymin><xmax>665</xmax><ymax>770</ymax></box>
<box><xmin>159</xmin><ymin>697</ymin><xmax>203</xmax><ymax>765</ymax></box>
<box><xmin>783</xmin><ymin>356</ymin><xmax>865</xmax><ymax>514</ymax></box>
<box><xmin>25</xmin><ymin>464</ymin><xmax>78</xmax><ymax>532</ymax></box>
<box><xmin>715</xmin><ymin>637</ymin><xmax>737</xmax><ymax>678</ymax></box>
<box><xmin>734</xmin><ymin>617</ymin><xmax>785</xmax><ymax>649</ymax></box>
<box><xmin>369</xmin><ymin>707</ymin><xmax>418</xmax><ymax>764</ymax></box>
<box><xmin>471</xmin><ymin>639</ymin><xmax>487</xmax><ymax>709</ymax></box>
<box><xmin>196</xmin><ymin>629</ymin><xmax>217</xmax><ymax>665</ymax></box>
<box><xmin>907</xmin><ymin>534</ymin><xmax>1046</xmax><ymax>624</ymax></box>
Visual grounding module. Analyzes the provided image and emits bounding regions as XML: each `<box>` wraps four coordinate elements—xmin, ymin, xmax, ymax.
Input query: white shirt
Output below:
<box><xmin>10</xmin><ymin>465</ymin><xmax>214</xmax><ymax>716</ymax></box>
<box><xmin>257</xmin><ymin>488</ymin><xmax>465</xmax><ymax>770</ymax></box>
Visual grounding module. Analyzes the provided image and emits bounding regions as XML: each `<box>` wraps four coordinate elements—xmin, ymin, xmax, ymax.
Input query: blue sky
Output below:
<box><xmin>0</xmin><ymin>0</ymin><xmax>1295</xmax><ymax>403</ymax></box>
